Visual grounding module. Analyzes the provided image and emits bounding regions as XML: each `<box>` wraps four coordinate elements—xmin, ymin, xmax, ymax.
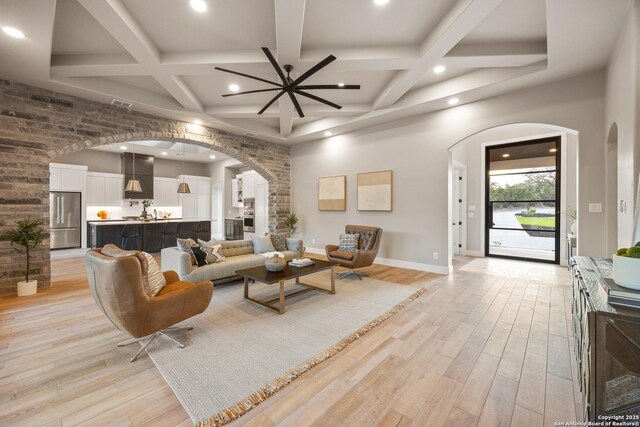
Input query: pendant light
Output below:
<box><xmin>177</xmin><ymin>143</ymin><xmax>191</xmax><ymax>194</ymax></box>
<box><xmin>125</xmin><ymin>142</ymin><xmax>142</xmax><ymax>192</ymax></box>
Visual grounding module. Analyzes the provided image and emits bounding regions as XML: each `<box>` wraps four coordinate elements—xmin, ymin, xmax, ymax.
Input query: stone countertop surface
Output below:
<box><xmin>572</xmin><ymin>256</ymin><xmax>639</xmax><ymax>315</ymax></box>
<box><xmin>225</xmin><ymin>217</ymin><xmax>243</xmax><ymax>221</ymax></box>
<box><xmin>88</xmin><ymin>219</ymin><xmax>206</xmax><ymax>226</ymax></box>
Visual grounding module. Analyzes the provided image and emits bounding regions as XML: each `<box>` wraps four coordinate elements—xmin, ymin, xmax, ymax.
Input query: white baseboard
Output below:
<box><xmin>464</xmin><ymin>250</ymin><xmax>484</xmax><ymax>257</ymax></box>
<box><xmin>305</xmin><ymin>247</ymin><xmax>450</xmax><ymax>275</ymax></box>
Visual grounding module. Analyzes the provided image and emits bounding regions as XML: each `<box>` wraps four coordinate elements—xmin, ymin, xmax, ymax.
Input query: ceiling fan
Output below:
<box><xmin>214</xmin><ymin>47</ymin><xmax>360</xmax><ymax>118</ymax></box>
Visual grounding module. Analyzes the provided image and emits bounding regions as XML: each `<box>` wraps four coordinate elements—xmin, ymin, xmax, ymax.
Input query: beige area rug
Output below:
<box><xmin>145</xmin><ymin>270</ymin><xmax>426</xmax><ymax>426</ymax></box>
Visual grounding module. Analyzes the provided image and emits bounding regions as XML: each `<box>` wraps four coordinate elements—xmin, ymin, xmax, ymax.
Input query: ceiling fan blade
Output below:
<box><xmin>214</xmin><ymin>67</ymin><xmax>282</xmax><ymax>88</ymax></box>
<box><xmin>294</xmin><ymin>89</ymin><xmax>342</xmax><ymax>110</ymax></box>
<box><xmin>291</xmin><ymin>55</ymin><xmax>337</xmax><ymax>86</ymax></box>
<box><xmin>261</xmin><ymin>47</ymin><xmax>288</xmax><ymax>85</ymax></box>
<box><xmin>222</xmin><ymin>88</ymin><xmax>283</xmax><ymax>97</ymax></box>
<box><xmin>258</xmin><ymin>90</ymin><xmax>286</xmax><ymax>114</ymax></box>
<box><xmin>297</xmin><ymin>84</ymin><xmax>360</xmax><ymax>90</ymax></box>
<box><xmin>287</xmin><ymin>92</ymin><xmax>305</xmax><ymax>118</ymax></box>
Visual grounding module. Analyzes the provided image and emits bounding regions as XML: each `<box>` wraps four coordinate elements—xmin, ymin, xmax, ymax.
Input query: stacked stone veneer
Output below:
<box><xmin>0</xmin><ymin>80</ymin><xmax>290</xmax><ymax>293</ymax></box>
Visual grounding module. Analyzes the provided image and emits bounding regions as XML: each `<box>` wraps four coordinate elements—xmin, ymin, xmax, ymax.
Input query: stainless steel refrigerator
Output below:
<box><xmin>50</xmin><ymin>192</ymin><xmax>81</xmax><ymax>249</ymax></box>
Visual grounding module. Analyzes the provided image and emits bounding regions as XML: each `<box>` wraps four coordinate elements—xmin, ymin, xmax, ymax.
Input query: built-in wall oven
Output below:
<box><xmin>243</xmin><ymin>200</ymin><xmax>255</xmax><ymax>232</ymax></box>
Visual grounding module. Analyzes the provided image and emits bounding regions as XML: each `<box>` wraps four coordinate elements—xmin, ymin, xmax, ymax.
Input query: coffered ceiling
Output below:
<box><xmin>0</xmin><ymin>0</ymin><xmax>631</xmax><ymax>144</ymax></box>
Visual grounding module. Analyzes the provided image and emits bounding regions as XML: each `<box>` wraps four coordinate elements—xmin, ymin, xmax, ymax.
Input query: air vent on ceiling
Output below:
<box><xmin>111</xmin><ymin>99</ymin><xmax>132</xmax><ymax>109</ymax></box>
<box><xmin>244</xmin><ymin>131</ymin><xmax>256</xmax><ymax>137</ymax></box>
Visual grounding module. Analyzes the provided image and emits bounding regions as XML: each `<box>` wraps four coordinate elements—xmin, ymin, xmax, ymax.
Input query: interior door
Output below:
<box><xmin>453</xmin><ymin>168</ymin><xmax>461</xmax><ymax>255</ymax></box>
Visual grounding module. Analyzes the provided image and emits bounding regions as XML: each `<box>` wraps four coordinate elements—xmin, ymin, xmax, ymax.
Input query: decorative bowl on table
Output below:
<box><xmin>265</xmin><ymin>254</ymin><xmax>286</xmax><ymax>272</ymax></box>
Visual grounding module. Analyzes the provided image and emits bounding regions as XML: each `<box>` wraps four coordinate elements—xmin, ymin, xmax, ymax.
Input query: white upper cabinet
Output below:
<box><xmin>242</xmin><ymin>171</ymin><xmax>256</xmax><ymax>199</ymax></box>
<box><xmin>153</xmin><ymin>178</ymin><xmax>181</xmax><ymax>207</ymax></box>
<box><xmin>86</xmin><ymin>172</ymin><xmax>123</xmax><ymax>206</ymax></box>
<box><xmin>178</xmin><ymin>175</ymin><xmax>211</xmax><ymax>220</ymax></box>
<box><xmin>50</xmin><ymin>163</ymin><xmax>86</xmax><ymax>192</ymax></box>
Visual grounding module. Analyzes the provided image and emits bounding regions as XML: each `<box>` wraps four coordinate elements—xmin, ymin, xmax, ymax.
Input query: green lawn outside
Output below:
<box><xmin>516</xmin><ymin>216</ymin><xmax>555</xmax><ymax>228</ymax></box>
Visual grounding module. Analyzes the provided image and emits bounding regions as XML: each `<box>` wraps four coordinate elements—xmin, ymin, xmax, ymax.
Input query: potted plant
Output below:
<box><xmin>614</xmin><ymin>243</ymin><xmax>640</xmax><ymax>290</ymax></box>
<box><xmin>567</xmin><ymin>207</ymin><xmax>577</xmax><ymax>234</ymax></box>
<box><xmin>284</xmin><ymin>212</ymin><xmax>298</xmax><ymax>238</ymax></box>
<box><xmin>141</xmin><ymin>199</ymin><xmax>153</xmax><ymax>219</ymax></box>
<box><xmin>6</xmin><ymin>217</ymin><xmax>45</xmax><ymax>296</ymax></box>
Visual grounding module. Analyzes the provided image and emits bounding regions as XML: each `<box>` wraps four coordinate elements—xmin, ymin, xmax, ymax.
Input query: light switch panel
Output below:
<box><xmin>589</xmin><ymin>203</ymin><xmax>602</xmax><ymax>213</ymax></box>
<box><xmin>468</xmin><ymin>205</ymin><xmax>476</xmax><ymax>211</ymax></box>
<box><xmin>468</xmin><ymin>212</ymin><xmax>475</xmax><ymax>218</ymax></box>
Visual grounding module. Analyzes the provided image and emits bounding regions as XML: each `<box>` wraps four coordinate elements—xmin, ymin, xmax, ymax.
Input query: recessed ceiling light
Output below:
<box><xmin>210</xmin><ymin>155</ymin><xmax>216</xmax><ymax>159</ymax></box>
<box><xmin>2</xmin><ymin>26</ymin><xmax>25</xmax><ymax>39</ymax></box>
<box><xmin>448</xmin><ymin>98</ymin><xmax>459</xmax><ymax>105</ymax></box>
<box><xmin>338</xmin><ymin>82</ymin><xmax>345</xmax><ymax>87</ymax></box>
<box><xmin>161</xmin><ymin>151</ymin><xmax>168</xmax><ymax>155</ymax></box>
<box><xmin>549</xmin><ymin>148</ymin><xmax>558</xmax><ymax>153</ymax></box>
<box><xmin>193</xmin><ymin>119</ymin><xmax>202</xmax><ymax>125</ymax></box>
<box><xmin>502</xmin><ymin>153</ymin><xmax>510</xmax><ymax>158</ymax></box>
<box><xmin>228</xmin><ymin>84</ymin><xmax>240</xmax><ymax>92</ymax></box>
<box><xmin>324</xmin><ymin>131</ymin><xmax>333</xmax><ymax>137</ymax></box>
<box><xmin>119</xmin><ymin>146</ymin><xmax>127</xmax><ymax>150</ymax></box>
<box><xmin>374</xmin><ymin>0</ymin><xmax>390</xmax><ymax>5</ymax></box>
<box><xmin>433</xmin><ymin>65</ymin><xmax>446</xmax><ymax>74</ymax></box>
<box><xmin>190</xmin><ymin>0</ymin><xmax>207</xmax><ymax>13</ymax></box>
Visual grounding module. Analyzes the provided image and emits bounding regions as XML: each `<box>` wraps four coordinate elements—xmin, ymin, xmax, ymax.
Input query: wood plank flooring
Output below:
<box><xmin>0</xmin><ymin>253</ymin><xmax>580</xmax><ymax>426</ymax></box>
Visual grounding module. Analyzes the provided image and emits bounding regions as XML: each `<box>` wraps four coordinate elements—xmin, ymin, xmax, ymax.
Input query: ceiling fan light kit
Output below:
<box><xmin>215</xmin><ymin>47</ymin><xmax>360</xmax><ymax>118</ymax></box>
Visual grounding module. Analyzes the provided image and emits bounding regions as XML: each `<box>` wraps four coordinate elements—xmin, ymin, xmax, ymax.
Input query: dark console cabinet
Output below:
<box><xmin>570</xmin><ymin>257</ymin><xmax>640</xmax><ymax>420</ymax></box>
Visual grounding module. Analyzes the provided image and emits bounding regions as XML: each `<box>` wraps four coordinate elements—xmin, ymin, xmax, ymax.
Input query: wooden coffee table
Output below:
<box><xmin>236</xmin><ymin>259</ymin><xmax>339</xmax><ymax>314</ymax></box>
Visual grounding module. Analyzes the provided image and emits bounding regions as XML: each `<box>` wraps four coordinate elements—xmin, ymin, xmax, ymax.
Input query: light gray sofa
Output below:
<box><xmin>161</xmin><ymin>238</ymin><xmax>304</xmax><ymax>284</ymax></box>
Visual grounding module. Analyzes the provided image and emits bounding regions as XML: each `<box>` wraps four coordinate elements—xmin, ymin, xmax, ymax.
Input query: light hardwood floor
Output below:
<box><xmin>0</xmin><ymin>253</ymin><xmax>580</xmax><ymax>426</ymax></box>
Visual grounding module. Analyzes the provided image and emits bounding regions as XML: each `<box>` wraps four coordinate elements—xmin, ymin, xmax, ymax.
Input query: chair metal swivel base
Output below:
<box><xmin>118</xmin><ymin>326</ymin><xmax>193</xmax><ymax>362</ymax></box>
<box><xmin>337</xmin><ymin>269</ymin><xmax>368</xmax><ymax>280</ymax></box>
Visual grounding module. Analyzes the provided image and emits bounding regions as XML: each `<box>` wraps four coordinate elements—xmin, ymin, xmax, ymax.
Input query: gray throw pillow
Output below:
<box><xmin>251</xmin><ymin>234</ymin><xmax>276</xmax><ymax>254</ymax></box>
<box><xmin>269</xmin><ymin>233</ymin><xmax>287</xmax><ymax>252</ymax></box>
<box><xmin>176</xmin><ymin>238</ymin><xmax>198</xmax><ymax>265</ymax></box>
<box><xmin>338</xmin><ymin>233</ymin><xmax>360</xmax><ymax>253</ymax></box>
<box><xmin>201</xmin><ymin>244</ymin><xmax>225</xmax><ymax>263</ymax></box>
<box><xmin>198</xmin><ymin>238</ymin><xmax>219</xmax><ymax>247</ymax></box>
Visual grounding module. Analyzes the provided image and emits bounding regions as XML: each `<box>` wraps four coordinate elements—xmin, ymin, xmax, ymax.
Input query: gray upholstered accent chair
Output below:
<box><xmin>325</xmin><ymin>225</ymin><xmax>383</xmax><ymax>279</ymax></box>
<box><xmin>85</xmin><ymin>245</ymin><xmax>213</xmax><ymax>362</ymax></box>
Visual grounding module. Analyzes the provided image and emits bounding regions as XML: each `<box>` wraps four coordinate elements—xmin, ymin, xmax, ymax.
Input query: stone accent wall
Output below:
<box><xmin>0</xmin><ymin>80</ymin><xmax>290</xmax><ymax>294</ymax></box>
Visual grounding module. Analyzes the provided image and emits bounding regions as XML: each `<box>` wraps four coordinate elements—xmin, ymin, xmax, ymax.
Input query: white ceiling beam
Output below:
<box><xmin>443</xmin><ymin>41</ymin><xmax>547</xmax><ymax>68</ymax></box>
<box><xmin>76</xmin><ymin>0</ymin><xmax>203</xmax><ymax>112</ymax></box>
<box><xmin>274</xmin><ymin>0</ymin><xmax>306</xmax><ymax>137</ymax></box>
<box><xmin>301</xmin><ymin>47</ymin><xmax>419</xmax><ymax>71</ymax></box>
<box><xmin>205</xmin><ymin>103</ymin><xmax>369</xmax><ymax>118</ymax></box>
<box><xmin>373</xmin><ymin>0</ymin><xmax>505</xmax><ymax>109</ymax></box>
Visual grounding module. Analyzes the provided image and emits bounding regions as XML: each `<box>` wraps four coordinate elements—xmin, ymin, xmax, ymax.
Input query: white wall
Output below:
<box><xmin>606</xmin><ymin>1</ymin><xmax>640</xmax><ymax>248</ymax></box>
<box><xmin>291</xmin><ymin>71</ymin><xmax>606</xmax><ymax>273</ymax></box>
<box><xmin>208</xmin><ymin>159</ymin><xmax>243</xmax><ymax>219</ymax></box>
<box><xmin>451</xmin><ymin>124</ymin><xmax>578</xmax><ymax>264</ymax></box>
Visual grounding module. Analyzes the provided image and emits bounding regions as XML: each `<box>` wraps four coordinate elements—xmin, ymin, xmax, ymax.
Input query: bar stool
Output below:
<box><xmin>159</xmin><ymin>221</ymin><xmax>179</xmax><ymax>251</ymax></box>
<box><xmin>120</xmin><ymin>224</ymin><xmax>142</xmax><ymax>250</ymax></box>
<box><xmin>196</xmin><ymin>221</ymin><xmax>211</xmax><ymax>242</ymax></box>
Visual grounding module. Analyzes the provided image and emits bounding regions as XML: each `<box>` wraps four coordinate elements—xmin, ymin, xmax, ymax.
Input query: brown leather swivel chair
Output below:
<box><xmin>325</xmin><ymin>225</ymin><xmax>383</xmax><ymax>279</ymax></box>
<box><xmin>86</xmin><ymin>245</ymin><xmax>213</xmax><ymax>362</ymax></box>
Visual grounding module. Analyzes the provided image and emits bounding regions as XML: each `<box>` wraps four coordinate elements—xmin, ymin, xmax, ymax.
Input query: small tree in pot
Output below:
<box><xmin>284</xmin><ymin>212</ymin><xmax>299</xmax><ymax>238</ymax></box>
<box><xmin>7</xmin><ymin>217</ymin><xmax>44</xmax><ymax>296</ymax></box>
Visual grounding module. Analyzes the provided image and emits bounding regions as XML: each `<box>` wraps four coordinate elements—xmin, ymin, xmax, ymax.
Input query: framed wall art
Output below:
<box><xmin>318</xmin><ymin>175</ymin><xmax>346</xmax><ymax>211</ymax></box>
<box><xmin>357</xmin><ymin>170</ymin><xmax>393</xmax><ymax>211</ymax></box>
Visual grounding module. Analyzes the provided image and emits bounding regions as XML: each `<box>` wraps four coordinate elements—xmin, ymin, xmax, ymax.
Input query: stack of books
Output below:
<box><xmin>603</xmin><ymin>278</ymin><xmax>640</xmax><ymax>308</ymax></box>
<box><xmin>289</xmin><ymin>258</ymin><xmax>314</xmax><ymax>268</ymax></box>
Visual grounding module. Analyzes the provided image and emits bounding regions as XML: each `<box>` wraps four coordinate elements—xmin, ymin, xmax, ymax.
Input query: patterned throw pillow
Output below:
<box><xmin>177</xmin><ymin>238</ymin><xmax>198</xmax><ymax>265</ymax></box>
<box><xmin>201</xmin><ymin>244</ymin><xmax>225</xmax><ymax>264</ymax></box>
<box><xmin>141</xmin><ymin>252</ymin><xmax>166</xmax><ymax>296</ymax></box>
<box><xmin>338</xmin><ymin>233</ymin><xmax>360</xmax><ymax>253</ymax></box>
<box><xmin>269</xmin><ymin>233</ymin><xmax>287</xmax><ymax>252</ymax></box>
<box><xmin>190</xmin><ymin>247</ymin><xmax>208</xmax><ymax>267</ymax></box>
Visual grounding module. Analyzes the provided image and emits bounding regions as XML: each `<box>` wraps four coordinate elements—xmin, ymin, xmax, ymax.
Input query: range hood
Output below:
<box><xmin>121</xmin><ymin>152</ymin><xmax>154</xmax><ymax>199</ymax></box>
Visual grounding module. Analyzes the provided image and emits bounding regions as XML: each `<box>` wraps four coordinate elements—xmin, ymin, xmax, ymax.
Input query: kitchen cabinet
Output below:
<box><xmin>242</xmin><ymin>171</ymin><xmax>256</xmax><ymax>199</ymax></box>
<box><xmin>86</xmin><ymin>172</ymin><xmax>123</xmax><ymax>206</ymax></box>
<box><xmin>50</xmin><ymin>163</ymin><xmax>86</xmax><ymax>192</ymax></box>
<box><xmin>178</xmin><ymin>175</ymin><xmax>211</xmax><ymax>220</ymax></box>
<box><xmin>231</xmin><ymin>177</ymin><xmax>243</xmax><ymax>207</ymax></box>
<box><xmin>225</xmin><ymin>218</ymin><xmax>244</xmax><ymax>240</ymax></box>
<box><xmin>153</xmin><ymin>178</ymin><xmax>181</xmax><ymax>207</ymax></box>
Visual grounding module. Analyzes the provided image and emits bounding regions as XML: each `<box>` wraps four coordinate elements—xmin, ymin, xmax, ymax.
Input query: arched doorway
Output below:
<box><xmin>448</xmin><ymin>123</ymin><xmax>579</xmax><ymax>266</ymax></box>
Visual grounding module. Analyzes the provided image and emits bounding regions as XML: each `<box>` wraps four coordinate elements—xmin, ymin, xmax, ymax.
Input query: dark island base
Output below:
<box><xmin>88</xmin><ymin>220</ymin><xmax>211</xmax><ymax>252</ymax></box>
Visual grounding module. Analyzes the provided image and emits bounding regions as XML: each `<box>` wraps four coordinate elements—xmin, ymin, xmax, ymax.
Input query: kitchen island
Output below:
<box><xmin>88</xmin><ymin>219</ymin><xmax>210</xmax><ymax>252</ymax></box>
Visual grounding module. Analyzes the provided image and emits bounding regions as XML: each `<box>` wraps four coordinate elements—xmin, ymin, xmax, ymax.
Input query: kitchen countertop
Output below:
<box><xmin>88</xmin><ymin>219</ymin><xmax>206</xmax><ymax>226</ymax></box>
<box><xmin>225</xmin><ymin>217</ymin><xmax>243</xmax><ymax>221</ymax></box>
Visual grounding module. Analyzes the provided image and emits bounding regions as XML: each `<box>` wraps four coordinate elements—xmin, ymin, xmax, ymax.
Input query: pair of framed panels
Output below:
<box><xmin>318</xmin><ymin>170</ymin><xmax>393</xmax><ymax>212</ymax></box>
